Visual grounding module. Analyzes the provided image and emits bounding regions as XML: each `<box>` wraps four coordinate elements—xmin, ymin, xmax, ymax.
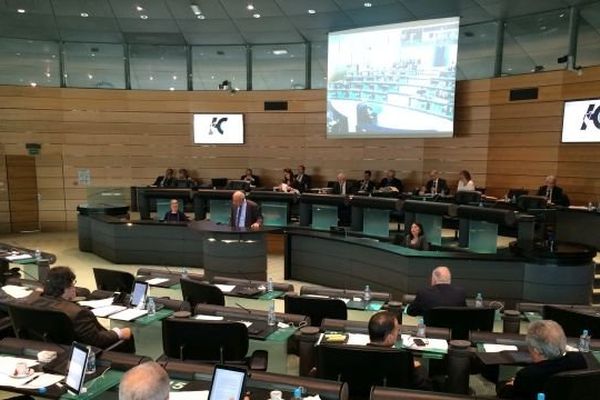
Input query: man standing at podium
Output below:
<box><xmin>230</xmin><ymin>191</ymin><xmax>262</xmax><ymax>229</ymax></box>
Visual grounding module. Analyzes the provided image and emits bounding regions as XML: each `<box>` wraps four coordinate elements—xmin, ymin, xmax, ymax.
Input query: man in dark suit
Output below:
<box><xmin>152</xmin><ymin>168</ymin><xmax>176</xmax><ymax>187</ymax></box>
<box><xmin>379</xmin><ymin>169</ymin><xmax>403</xmax><ymax>192</ymax></box>
<box><xmin>295</xmin><ymin>165</ymin><xmax>311</xmax><ymax>193</ymax></box>
<box><xmin>333</xmin><ymin>172</ymin><xmax>355</xmax><ymax>195</ymax></box>
<box><xmin>230</xmin><ymin>191</ymin><xmax>262</xmax><ymax>229</ymax></box>
<box><xmin>240</xmin><ymin>168</ymin><xmax>260</xmax><ymax>187</ymax></box>
<box><xmin>497</xmin><ymin>320</ymin><xmax>587</xmax><ymax>399</ymax></box>
<box><xmin>357</xmin><ymin>170</ymin><xmax>375</xmax><ymax>193</ymax></box>
<box><xmin>425</xmin><ymin>170</ymin><xmax>449</xmax><ymax>195</ymax></box>
<box><xmin>536</xmin><ymin>175</ymin><xmax>569</xmax><ymax>207</ymax></box>
<box><xmin>31</xmin><ymin>266</ymin><xmax>134</xmax><ymax>351</ymax></box>
<box><xmin>406</xmin><ymin>266</ymin><xmax>466</xmax><ymax>317</ymax></box>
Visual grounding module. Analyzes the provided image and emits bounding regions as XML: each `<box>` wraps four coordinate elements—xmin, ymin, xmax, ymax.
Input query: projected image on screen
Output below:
<box><xmin>327</xmin><ymin>17</ymin><xmax>459</xmax><ymax>138</ymax></box>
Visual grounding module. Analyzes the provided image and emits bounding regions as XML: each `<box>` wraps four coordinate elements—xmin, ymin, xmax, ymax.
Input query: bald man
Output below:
<box><xmin>333</xmin><ymin>172</ymin><xmax>353</xmax><ymax>195</ymax></box>
<box><xmin>229</xmin><ymin>191</ymin><xmax>262</xmax><ymax>229</ymax></box>
<box><xmin>424</xmin><ymin>170</ymin><xmax>448</xmax><ymax>195</ymax></box>
<box><xmin>406</xmin><ymin>266</ymin><xmax>466</xmax><ymax>318</ymax></box>
<box><xmin>536</xmin><ymin>175</ymin><xmax>569</xmax><ymax>207</ymax></box>
<box><xmin>119</xmin><ymin>361</ymin><xmax>169</xmax><ymax>400</ymax></box>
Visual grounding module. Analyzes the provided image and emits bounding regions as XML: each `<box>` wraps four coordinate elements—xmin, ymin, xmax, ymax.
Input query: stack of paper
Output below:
<box><xmin>92</xmin><ymin>305</ymin><xmax>127</xmax><ymax>317</ymax></box>
<box><xmin>482</xmin><ymin>344</ymin><xmax>518</xmax><ymax>353</ymax></box>
<box><xmin>145</xmin><ymin>277</ymin><xmax>170</xmax><ymax>286</ymax></box>
<box><xmin>401</xmin><ymin>334</ymin><xmax>449</xmax><ymax>353</ymax></box>
<box><xmin>78</xmin><ymin>297</ymin><xmax>114</xmax><ymax>309</ymax></box>
<box><xmin>2</xmin><ymin>285</ymin><xmax>33</xmax><ymax>299</ymax></box>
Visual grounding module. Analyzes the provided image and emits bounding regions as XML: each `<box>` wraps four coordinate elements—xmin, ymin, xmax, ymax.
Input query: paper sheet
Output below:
<box><xmin>337</xmin><ymin>297</ymin><xmax>351</xmax><ymax>304</ymax></box>
<box><xmin>214</xmin><ymin>284</ymin><xmax>235</xmax><ymax>293</ymax></box>
<box><xmin>5</xmin><ymin>254</ymin><xmax>32</xmax><ymax>261</ymax></box>
<box><xmin>17</xmin><ymin>373</ymin><xmax>64</xmax><ymax>389</ymax></box>
<box><xmin>401</xmin><ymin>334</ymin><xmax>448</xmax><ymax>353</ymax></box>
<box><xmin>109</xmin><ymin>308</ymin><xmax>148</xmax><ymax>321</ymax></box>
<box><xmin>78</xmin><ymin>297</ymin><xmax>114</xmax><ymax>309</ymax></box>
<box><xmin>346</xmin><ymin>333</ymin><xmax>370</xmax><ymax>346</ymax></box>
<box><xmin>482</xmin><ymin>344</ymin><xmax>519</xmax><ymax>353</ymax></box>
<box><xmin>0</xmin><ymin>356</ymin><xmax>39</xmax><ymax>376</ymax></box>
<box><xmin>1</xmin><ymin>285</ymin><xmax>33</xmax><ymax>299</ymax></box>
<box><xmin>194</xmin><ymin>314</ymin><xmax>224</xmax><ymax>321</ymax></box>
<box><xmin>236</xmin><ymin>320</ymin><xmax>253</xmax><ymax>328</ymax></box>
<box><xmin>145</xmin><ymin>277</ymin><xmax>170</xmax><ymax>286</ymax></box>
<box><xmin>92</xmin><ymin>305</ymin><xmax>127</xmax><ymax>317</ymax></box>
<box><xmin>170</xmin><ymin>391</ymin><xmax>208</xmax><ymax>400</ymax></box>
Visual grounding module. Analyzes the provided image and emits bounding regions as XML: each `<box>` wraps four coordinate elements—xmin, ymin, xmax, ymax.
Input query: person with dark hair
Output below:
<box><xmin>404</xmin><ymin>222</ymin><xmax>429</xmax><ymax>251</ymax></box>
<box><xmin>379</xmin><ymin>170</ymin><xmax>403</xmax><ymax>192</ymax></box>
<box><xmin>278</xmin><ymin>168</ymin><xmax>299</xmax><ymax>193</ymax></box>
<box><xmin>241</xmin><ymin>168</ymin><xmax>260</xmax><ymax>187</ymax></box>
<box><xmin>177</xmin><ymin>168</ymin><xmax>194</xmax><ymax>188</ymax></box>
<box><xmin>152</xmin><ymin>168</ymin><xmax>176</xmax><ymax>187</ymax></box>
<box><xmin>358</xmin><ymin>170</ymin><xmax>375</xmax><ymax>193</ymax></box>
<box><xmin>163</xmin><ymin>199</ymin><xmax>188</xmax><ymax>222</ymax></box>
<box><xmin>457</xmin><ymin>170</ymin><xmax>475</xmax><ymax>192</ymax></box>
<box><xmin>31</xmin><ymin>266</ymin><xmax>134</xmax><ymax>351</ymax></box>
<box><xmin>368</xmin><ymin>311</ymin><xmax>400</xmax><ymax>347</ymax></box>
<box><xmin>295</xmin><ymin>165</ymin><xmax>311</xmax><ymax>192</ymax></box>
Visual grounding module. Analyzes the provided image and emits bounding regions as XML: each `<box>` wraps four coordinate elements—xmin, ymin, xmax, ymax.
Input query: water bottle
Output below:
<box><xmin>511</xmin><ymin>195</ymin><xmax>517</xmax><ymax>204</ymax></box>
<box><xmin>86</xmin><ymin>346</ymin><xmax>96</xmax><ymax>374</ymax></box>
<box><xmin>416</xmin><ymin>319</ymin><xmax>426</xmax><ymax>338</ymax></box>
<box><xmin>578</xmin><ymin>329</ymin><xmax>590</xmax><ymax>352</ymax></box>
<box><xmin>363</xmin><ymin>285</ymin><xmax>372</xmax><ymax>303</ymax></box>
<box><xmin>181</xmin><ymin>266</ymin><xmax>188</xmax><ymax>278</ymax></box>
<box><xmin>293</xmin><ymin>386</ymin><xmax>304</xmax><ymax>400</ymax></box>
<box><xmin>147</xmin><ymin>297</ymin><xmax>156</xmax><ymax>316</ymax></box>
<box><xmin>267</xmin><ymin>301</ymin><xmax>276</xmax><ymax>326</ymax></box>
<box><xmin>588</xmin><ymin>202</ymin><xmax>594</xmax><ymax>211</ymax></box>
<box><xmin>537</xmin><ymin>393</ymin><xmax>545</xmax><ymax>400</ymax></box>
<box><xmin>475</xmin><ymin>293</ymin><xmax>484</xmax><ymax>308</ymax></box>
<box><xmin>267</xmin><ymin>277</ymin><xmax>273</xmax><ymax>292</ymax></box>
<box><xmin>34</xmin><ymin>249</ymin><xmax>41</xmax><ymax>260</ymax></box>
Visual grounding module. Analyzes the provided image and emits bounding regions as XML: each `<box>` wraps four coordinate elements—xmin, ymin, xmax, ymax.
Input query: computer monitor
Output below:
<box><xmin>65</xmin><ymin>342</ymin><xmax>89</xmax><ymax>395</ymax></box>
<box><xmin>208</xmin><ymin>365</ymin><xmax>247</xmax><ymax>400</ymax></box>
<box><xmin>130</xmin><ymin>281</ymin><xmax>148</xmax><ymax>308</ymax></box>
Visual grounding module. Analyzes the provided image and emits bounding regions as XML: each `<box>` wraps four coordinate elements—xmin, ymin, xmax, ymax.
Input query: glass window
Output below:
<box><xmin>0</xmin><ymin>38</ymin><xmax>59</xmax><ymax>87</ymax></box>
<box><xmin>578</xmin><ymin>3</ymin><xmax>600</xmax><ymax>67</ymax></box>
<box><xmin>63</xmin><ymin>43</ymin><xmax>124</xmax><ymax>89</ymax></box>
<box><xmin>252</xmin><ymin>43</ymin><xmax>306</xmax><ymax>90</ymax></box>
<box><xmin>502</xmin><ymin>9</ymin><xmax>570</xmax><ymax>75</ymax></box>
<box><xmin>311</xmin><ymin>42</ymin><xmax>327</xmax><ymax>89</ymax></box>
<box><xmin>129</xmin><ymin>45</ymin><xmax>187</xmax><ymax>90</ymax></box>
<box><xmin>456</xmin><ymin>22</ymin><xmax>498</xmax><ymax>80</ymax></box>
<box><xmin>192</xmin><ymin>46</ymin><xmax>246</xmax><ymax>90</ymax></box>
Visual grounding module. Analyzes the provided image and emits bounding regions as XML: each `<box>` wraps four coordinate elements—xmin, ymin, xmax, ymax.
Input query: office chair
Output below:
<box><xmin>180</xmin><ymin>277</ymin><xmax>225</xmax><ymax>309</ymax></box>
<box><xmin>517</xmin><ymin>195</ymin><xmax>547</xmax><ymax>211</ymax></box>
<box><xmin>544</xmin><ymin>368</ymin><xmax>600</xmax><ymax>400</ymax></box>
<box><xmin>317</xmin><ymin>344</ymin><xmax>415</xmax><ymax>400</ymax></box>
<box><xmin>161</xmin><ymin>318</ymin><xmax>267</xmax><ymax>370</ymax></box>
<box><xmin>225</xmin><ymin>180</ymin><xmax>251</xmax><ymax>191</ymax></box>
<box><xmin>370</xmin><ymin>386</ymin><xmax>473</xmax><ymax>400</ymax></box>
<box><xmin>425</xmin><ymin>306</ymin><xmax>495</xmax><ymax>340</ymax></box>
<box><xmin>284</xmin><ymin>294</ymin><xmax>347</xmax><ymax>327</ymax></box>
<box><xmin>454</xmin><ymin>190</ymin><xmax>482</xmax><ymax>205</ymax></box>
<box><xmin>93</xmin><ymin>268</ymin><xmax>135</xmax><ymax>293</ymax></box>
<box><xmin>8</xmin><ymin>303</ymin><xmax>75</xmax><ymax>345</ymax></box>
<box><xmin>543</xmin><ymin>305</ymin><xmax>600</xmax><ymax>338</ymax></box>
<box><xmin>211</xmin><ymin>178</ymin><xmax>228</xmax><ymax>189</ymax></box>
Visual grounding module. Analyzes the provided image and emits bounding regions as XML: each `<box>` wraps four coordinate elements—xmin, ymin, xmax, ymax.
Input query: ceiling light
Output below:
<box><xmin>272</xmin><ymin>49</ymin><xmax>288</xmax><ymax>55</ymax></box>
<box><xmin>88</xmin><ymin>74</ymin><xmax>94</xmax><ymax>79</ymax></box>
<box><xmin>149</xmin><ymin>76</ymin><xmax>154</xmax><ymax>80</ymax></box>
<box><xmin>17</xmin><ymin>8</ymin><xmax>26</xmax><ymax>13</ymax></box>
<box><xmin>197</xmin><ymin>14</ymin><xmax>205</xmax><ymax>19</ymax></box>
<box><xmin>140</xmin><ymin>14</ymin><xmax>148</xmax><ymax>19</ymax></box>
<box><xmin>190</xmin><ymin>4</ymin><xmax>202</xmax><ymax>15</ymax></box>
<box><xmin>172</xmin><ymin>75</ymin><xmax>177</xmax><ymax>80</ymax></box>
<box><xmin>80</xmin><ymin>12</ymin><xmax>89</xmax><ymax>17</ymax></box>
<box><xmin>169</xmin><ymin>87</ymin><xmax>175</xmax><ymax>91</ymax></box>
<box><xmin>247</xmin><ymin>3</ymin><xmax>255</xmax><ymax>10</ymax></box>
<box><xmin>364</xmin><ymin>2</ymin><xmax>372</xmax><ymax>7</ymax></box>
<box><xmin>307</xmin><ymin>9</ymin><xmax>316</xmax><ymax>14</ymax></box>
<box><xmin>136</xmin><ymin>5</ymin><xmax>144</xmax><ymax>11</ymax></box>
<box><xmin>30</xmin><ymin>82</ymin><xmax>37</xmax><ymax>87</ymax></box>
<box><xmin>252</xmin><ymin>13</ymin><xmax>260</xmax><ymax>18</ymax></box>
<box><xmin>45</xmin><ymin>72</ymin><xmax>51</xmax><ymax>78</ymax></box>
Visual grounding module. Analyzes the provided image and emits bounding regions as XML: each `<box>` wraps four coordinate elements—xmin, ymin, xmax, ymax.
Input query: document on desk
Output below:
<box><xmin>145</xmin><ymin>277</ymin><xmax>170</xmax><ymax>286</ymax></box>
<box><xmin>5</xmin><ymin>254</ymin><xmax>32</xmax><ymax>261</ymax></box>
<box><xmin>17</xmin><ymin>373</ymin><xmax>64</xmax><ymax>389</ymax></box>
<box><xmin>0</xmin><ymin>356</ymin><xmax>39</xmax><ymax>375</ymax></box>
<box><xmin>1</xmin><ymin>285</ymin><xmax>33</xmax><ymax>299</ymax></box>
<box><xmin>482</xmin><ymin>344</ymin><xmax>518</xmax><ymax>353</ymax></box>
<box><xmin>346</xmin><ymin>333</ymin><xmax>370</xmax><ymax>346</ymax></box>
<box><xmin>194</xmin><ymin>314</ymin><xmax>224</xmax><ymax>321</ymax></box>
<box><xmin>78</xmin><ymin>297</ymin><xmax>114</xmax><ymax>309</ymax></box>
<box><xmin>401</xmin><ymin>335</ymin><xmax>448</xmax><ymax>353</ymax></box>
<box><xmin>215</xmin><ymin>284</ymin><xmax>235</xmax><ymax>293</ymax></box>
<box><xmin>170</xmin><ymin>391</ymin><xmax>208</xmax><ymax>400</ymax></box>
<box><xmin>109</xmin><ymin>308</ymin><xmax>148</xmax><ymax>321</ymax></box>
<box><xmin>92</xmin><ymin>305</ymin><xmax>127</xmax><ymax>318</ymax></box>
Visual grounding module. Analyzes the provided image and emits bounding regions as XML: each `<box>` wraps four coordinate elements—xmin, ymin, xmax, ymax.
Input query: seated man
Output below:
<box><xmin>230</xmin><ymin>190</ymin><xmax>262</xmax><ymax>229</ymax></box>
<box><xmin>497</xmin><ymin>320</ymin><xmax>587</xmax><ymax>399</ymax></box>
<box><xmin>332</xmin><ymin>172</ymin><xmax>353</xmax><ymax>195</ymax></box>
<box><xmin>119</xmin><ymin>361</ymin><xmax>170</xmax><ymax>400</ymax></box>
<box><xmin>379</xmin><ymin>169</ymin><xmax>403</xmax><ymax>192</ymax></box>
<box><xmin>536</xmin><ymin>175</ymin><xmax>569</xmax><ymax>207</ymax></box>
<box><xmin>240</xmin><ymin>168</ymin><xmax>260</xmax><ymax>187</ymax></box>
<box><xmin>31</xmin><ymin>266</ymin><xmax>134</xmax><ymax>351</ymax></box>
<box><xmin>295</xmin><ymin>165</ymin><xmax>311</xmax><ymax>192</ymax></box>
<box><xmin>357</xmin><ymin>170</ymin><xmax>375</xmax><ymax>193</ymax></box>
<box><xmin>424</xmin><ymin>170</ymin><xmax>448</xmax><ymax>195</ymax></box>
<box><xmin>163</xmin><ymin>199</ymin><xmax>188</xmax><ymax>222</ymax></box>
<box><xmin>152</xmin><ymin>168</ymin><xmax>175</xmax><ymax>187</ymax></box>
<box><xmin>406</xmin><ymin>266</ymin><xmax>466</xmax><ymax>317</ymax></box>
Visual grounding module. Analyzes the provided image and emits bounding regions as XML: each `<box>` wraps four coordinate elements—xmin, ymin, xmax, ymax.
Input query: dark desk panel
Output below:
<box><xmin>555</xmin><ymin>209</ymin><xmax>600</xmax><ymax>250</ymax></box>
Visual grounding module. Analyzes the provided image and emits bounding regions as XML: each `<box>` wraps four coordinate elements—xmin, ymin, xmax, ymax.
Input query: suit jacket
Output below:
<box><xmin>295</xmin><ymin>174</ymin><xmax>311</xmax><ymax>192</ymax></box>
<box><xmin>404</xmin><ymin>235</ymin><xmax>430</xmax><ymax>251</ymax></box>
<box><xmin>30</xmin><ymin>295</ymin><xmax>122</xmax><ymax>349</ymax></box>
<box><xmin>229</xmin><ymin>200</ymin><xmax>263</xmax><ymax>228</ymax></box>
<box><xmin>241</xmin><ymin>174</ymin><xmax>260</xmax><ymax>187</ymax></box>
<box><xmin>425</xmin><ymin>178</ymin><xmax>449</xmax><ymax>194</ymax></box>
<box><xmin>163</xmin><ymin>211</ymin><xmax>189</xmax><ymax>222</ymax></box>
<box><xmin>536</xmin><ymin>185</ymin><xmax>569</xmax><ymax>207</ymax></box>
<box><xmin>332</xmin><ymin>181</ymin><xmax>355</xmax><ymax>195</ymax></box>
<box><xmin>357</xmin><ymin>179</ymin><xmax>375</xmax><ymax>193</ymax></box>
<box><xmin>406</xmin><ymin>284</ymin><xmax>466</xmax><ymax>317</ymax></box>
<box><xmin>153</xmin><ymin>176</ymin><xmax>176</xmax><ymax>187</ymax></box>
<box><xmin>497</xmin><ymin>352</ymin><xmax>587</xmax><ymax>399</ymax></box>
<box><xmin>379</xmin><ymin>177</ymin><xmax>403</xmax><ymax>192</ymax></box>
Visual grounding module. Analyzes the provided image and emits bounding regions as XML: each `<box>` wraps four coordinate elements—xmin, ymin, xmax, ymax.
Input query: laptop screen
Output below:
<box><xmin>65</xmin><ymin>342</ymin><xmax>89</xmax><ymax>395</ymax></box>
<box><xmin>130</xmin><ymin>281</ymin><xmax>148</xmax><ymax>307</ymax></box>
<box><xmin>208</xmin><ymin>365</ymin><xmax>247</xmax><ymax>400</ymax></box>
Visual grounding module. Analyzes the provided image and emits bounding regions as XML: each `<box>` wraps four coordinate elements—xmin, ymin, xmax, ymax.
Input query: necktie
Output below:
<box><xmin>236</xmin><ymin>206</ymin><xmax>242</xmax><ymax>227</ymax></box>
<box><xmin>546</xmin><ymin>188</ymin><xmax>552</xmax><ymax>200</ymax></box>
<box><xmin>433</xmin><ymin>179</ymin><xmax>437</xmax><ymax>193</ymax></box>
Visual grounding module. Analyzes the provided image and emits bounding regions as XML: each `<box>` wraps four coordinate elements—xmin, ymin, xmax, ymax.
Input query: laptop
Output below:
<box><xmin>65</xmin><ymin>342</ymin><xmax>89</xmax><ymax>395</ymax></box>
<box><xmin>208</xmin><ymin>365</ymin><xmax>247</xmax><ymax>400</ymax></box>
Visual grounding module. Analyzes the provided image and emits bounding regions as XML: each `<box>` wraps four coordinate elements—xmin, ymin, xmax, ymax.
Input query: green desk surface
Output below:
<box><xmin>265</xmin><ymin>326</ymin><xmax>297</xmax><ymax>342</ymax></box>
<box><xmin>61</xmin><ymin>370</ymin><xmax>123</xmax><ymax>400</ymax></box>
<box><xmin>258</xmin><ymin>290</ymin><xmax>285</xmax><ymax>300</ymax></box>
<box><xmin>134</xmin><ymin>309</ymin><xmax>173</xmax><ymax>325</ymax></box>
<box><xmin>523</xmin><ymin>311</ymin><xmax>543</xmax><ymax>322</ymax></box>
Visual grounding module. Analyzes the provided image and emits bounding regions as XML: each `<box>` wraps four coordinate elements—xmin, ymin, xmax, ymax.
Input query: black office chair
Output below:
<box><xmin>284</xmin><ymin>294</ymin><xmax>347</xmax><ymax>327</ymax></box>
<box><xmin>180</xmin><ymin>277</ymin><xmax>225</xmax><ymax>309</ymax></box>
<box><xmin>543</xmin><ymin>305</ymin><xmax>600</xmax><ymax>338</ymax></box>
<box><xmin>517</xmin><ymin>195</ymin><xmax>547</xmax><ymax>211</ymax></box>
<box><xmin>226</xmin><ymin>180</ymin><xmax>251</xmax><ymax>191</ymax></box>
<box><xmin>161</xmin><ymin>318</ymin><xmax>267</xmax><ymax>370</ymax></box>
<box><xmin>425</xmin><ymin>306</ymin><xmax>495</xmax><ymax>340</ymax></box>
<box><xmin>211</xmin><ymin>178</ymin><xmax>228</xmax><ymax>189</ymax></box>
<box><xmin>317</xmin><ymin>344</ymin><xmax>415</xmax><ymax>400</ymax></box>
<box><xmin>454</xmin><ymin>191</ymin><xmax>481</xmax><ymax>205</ymax></box>
<box><xmin>370</xmin><ymin>386</ymin><xmax>473</xmax><ymax>399</ymax></box>
<box><xmin>8</xmin><ymin>303</ymin><xmax>75</xmax><ymax>345</ymax></box>
<box><xmin>544</xmin><ymin>368</ymin><xmax>600</xmax><ymax>400</ymax></box>
<box><xmin>93</xmin><ymin>268</ymin><xmax>135</xmax><ymax>293</ymax></box>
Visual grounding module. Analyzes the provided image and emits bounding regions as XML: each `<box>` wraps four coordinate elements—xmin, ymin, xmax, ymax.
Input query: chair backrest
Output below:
<box><xmin>211</xmin><ymin>178</ymin><xmax>228</xmax><ymax>189</ymax></box>
<box><xmin>8</xmin><ymin>303</ymin><xmax>75</xmax><ymax>345</ymax></box>
<box><xmin>370</xmin><ymin>386</ymin><xmax>474</xmax><ymax>400</ymax></box>
<box><xmin>92</xmin><ymin>268</ymin><xmax>135</xmax><ymax>293</ymax></box>
<box><xmin>517</xmin><ymin>195</ymin><xmax>547</xmax><ymax>211</ymax></box>
<box><xmin>454</xmin><ymin>190</ymin><xmax>481</xmax><ymax>205</ymax></box>
<box><xmin>544</xmin><ymin>368</ymin><xmax>600</xmax><ymax>400</ymax></box>
<box><xmin>226</xmin><ymin>180</ymin><xmax>251</xmax><ymax>191</ymax></box>
<box><xmin>425</xmin><ymin>307</ymin><xmax>495</xmax><ymax>340</ymax></box>
<box><xmin>543</xmin><ymin>305</ymin><xmax>600</xmax><ymax>338</ymax></box>
<box><xmin>317</xmin><ymin>344</ymin><xmax>414</xmax><ymax>399</ymax></box>
<box><xmin>162</xmin><ymin>318</ymin><xmax>249</xmax><ymax>362</ymax></box>
<box><xmin>180</xmin><ymin>278</ymin><xmax>225</xmax><ymax>308</ymax></box>
<box><xmin>284</xmin><ymin>294</ymin><xmax>347</xmax><ymax>327</ymax></box>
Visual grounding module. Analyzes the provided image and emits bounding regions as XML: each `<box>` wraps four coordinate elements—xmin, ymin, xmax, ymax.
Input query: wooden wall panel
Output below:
<box><xmin>0</xmin><ymin>151</ymin><xmax>9</xmax><ymax>233</ymax></box>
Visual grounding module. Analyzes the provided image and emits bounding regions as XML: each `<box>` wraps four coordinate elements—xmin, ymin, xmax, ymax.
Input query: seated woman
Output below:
<box><xmin>456</xmin><ymin>170</ymin><xmax>475</xmax><ymax>192</ymax></box>
<box><xmin>404</xmin><ymin>222</ymin><xmax>429</xmax><ymax>251</ymax></box>
<box><xmin>163</xmin><ymin>199</ymin><xmax>188</xmax><ymax>222</ymax></box>
<box><xmin>276</xmin><ymin>168</ymin><xmax>299</xmax><ymax>193</ymax></box>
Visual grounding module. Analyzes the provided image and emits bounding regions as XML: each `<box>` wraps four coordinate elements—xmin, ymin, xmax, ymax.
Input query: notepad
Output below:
<box><xmin>109</xmin><ymin>308</ymin><xmax>148</xmax><ymax>321</ymax></box>
<box><xmin>5</xmin><ymin>254</ymin><xmax>32</xmax><ymax>261</ymax></box>
<box><xmin>2</xmin><ymin>285</ymin><xmax>33</xmax><ymax>299</ymax></box>
<box><xmin>482</xmin><ymin>344</ymin><xmax>518</xmax><ymax>353</ymax></box>
<box><xmin>346</xmin><ymin>333</ymin><xmax>370</xmax><ymax>346</ymax></box>
<box><xmin>78</xmin><ymin>297</ymin><xmax>114</xmax><ymax>309</ymax></box>
<box><xmin>215</xmin><ymin>284</ymin><xmax>235</xmax><ymax>293</ymax></box>
<box><xmin>170</xmin><ymin>391</ymin><xmax>208</xmax><ymax>400</ymax></box>
<box><xmin>145</xmin><ymin>277</ymin><xmax>170</xmax><ymax>286</ymax></box>
<box><xmin>401</xmin><ymin>335</ymin><xmax>448</xmax><ymax>353</ymax></box>
<box><xmin>92</xmin><ymin>305</ymin><xmax>126</xmax><ymax>317</ymax></box>
<box><xmin>194</xmin><ymin>314</ymin><xmax>224</xmax><ymax>321</ymax></box>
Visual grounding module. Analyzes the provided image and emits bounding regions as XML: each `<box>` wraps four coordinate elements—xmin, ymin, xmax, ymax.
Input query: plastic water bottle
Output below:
<box><xmin>363</xmin><ymin>285</ymin><xmax>372</xmax><ymax>302</ymax></box>
<box><xmin>293</xmin><ymin>386</ymin><xmax>304</xmax><ymax>400</ymax></box>
<box><xmin>267</xmin><ymin>301</ymin><xmax>276</xmax><ymax>326</ymax></box>
<box><xmin>86</xmin><ymin>346</ymin><xmax>96</xmax><ymax>374</ymax></box>
<box><xmin>537</xmin><ymin>393</ymin><xmax>545</xmax><ymax>400</ymax></box>
<box><xmin>416</xmin><ymin>319</ymin><xmax>426</xmax><ymax>338</ymax></box>
<box><xmin>578</xmin><ymin>329</ymin><xmax>590</xmax><ymax>352</ymax></box>
<box><xmin>511</xmin><ymin>195</ymin><xmax>517</xmax><ymax>204</ymax></box>
<box><xmin>475</xmin><ymin>293</ymin><xmax>484</xmax><ymax>308</ymax></box>
<box><xmin>267</xmin><ymin>277</ymin><xmax>273</xmax><ymax>292</ymax></box>
<box><xmin>34</xmin><ymin>249</ymin><xmax>41</xmax><ymax>260</ymax></box>
<box><xmin>181</xmin><ymin>266</ymin><xmax>188</xmax><ymax>278</ymax></box>
<box><xmin>147</xmin><ymin>297</ymin><xmax>156</xmax><ymax>316</ymax></box>
<box><xmin>588</xmin><ymin>202</ymin><xmax>594</xmax><ymax>211</ymax></box>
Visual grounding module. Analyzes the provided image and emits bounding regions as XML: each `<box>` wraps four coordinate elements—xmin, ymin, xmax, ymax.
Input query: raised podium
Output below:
<box><xmin>193</xmin><ymin>190</ymin><xmax>236</xmax><ymax>224</ymax></box>
<box><xmin>455</xmin><ymin>206</ymin><xmax>517</xmax><ymax>254</ymax></box>
<box><xmin>350</xmin><ymin>196</ymin><xmax>400</xmax><ymax>237</ymax></box>
<box><xmin>248</xmin><ymin>191</ymin><xmax>298</xmax><ymax>227</ymax></box>
<box><xmin>299</xmin><ymin>194</ymin><xmax>347</xmax><ymax>230</ymax></box>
